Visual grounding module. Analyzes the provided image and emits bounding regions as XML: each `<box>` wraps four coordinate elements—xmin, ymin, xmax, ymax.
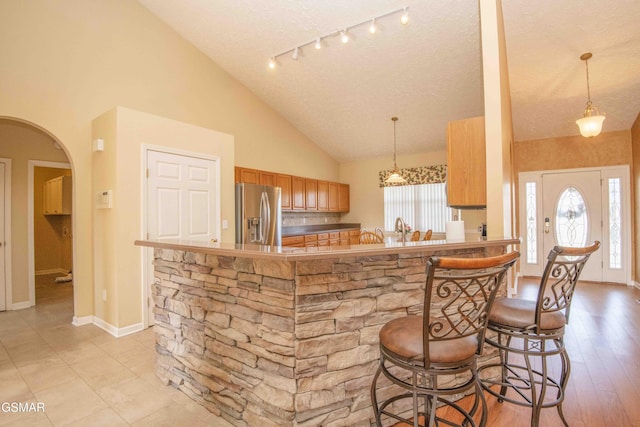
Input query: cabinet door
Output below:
<box><xmin>277</xmin><ymin>174</ymin><xmax>292</xmax><ymax>210</ymax></box>
<box><xmin>237</xmin><ymin>167</ymin><xmax>260</xmax><ymax>184</ymax></box>
<box><xmin>317</xmin><ymin>181</ymin><xmax>329</xmax><ymax>211</ymax></box>
<box><xmin>259</xmin><ymin>171</ymin><xmax>276</xmax><ymax>186</ymax></box>
<box><xmin>328</xmin><ymin>182</ymin><xmax>339</xmax><ymax>212</ymax></box>
<box><xmin>305</xmin><ymin>179</ymin><xmax>317</xmax><ymax>211</ymax></box>
<box><xmin>446</xmin><ymin>116</ymin><xmax>486</xmax><ymax>207</ymax></box>
<box><xmin>338</xmin><ymin>183</ymin><xmax>350</xmax><ymax>212</ymax></box>
<box><xmin>292</xmin><ymin>176</ymin><xmax>305</xmax><ymax>210</ymax></box>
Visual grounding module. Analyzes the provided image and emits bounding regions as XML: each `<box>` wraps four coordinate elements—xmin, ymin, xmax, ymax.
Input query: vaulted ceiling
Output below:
<box><xmin>138</xmin><ymin>0</ymin><xmax>640</xmax><ymax>162</ymax></box>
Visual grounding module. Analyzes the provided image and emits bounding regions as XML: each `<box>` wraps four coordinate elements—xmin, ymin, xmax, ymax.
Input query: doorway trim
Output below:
<box><xmin>518</xmin><ymin>165</ymin><xmax>631</xmax><ymax>286</ymax></box>
<box><xmin>141</xmin><ymin>144</ymin><xmax>221</xmax><ymax>328</ymax></box>
<box><xmin>28</xmin><ymin>160</ymin><xmax>71</xmax><ymax>307</ymax></box>
<box><xmin>0</xmin><ymin>158</ymin><xmax>12</xmax><ymax>310</ymax></box>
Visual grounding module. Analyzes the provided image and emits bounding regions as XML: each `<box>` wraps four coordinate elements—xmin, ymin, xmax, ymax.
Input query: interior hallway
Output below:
<box><xmin>0</xmin><ymin>274</ymin><xmax>233</xmax><ymax>426</ymax></box>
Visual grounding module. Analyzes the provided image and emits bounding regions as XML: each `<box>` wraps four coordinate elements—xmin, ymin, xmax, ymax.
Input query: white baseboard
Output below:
<box><xmin>35</xmin><ymin>268</ymin><xmax>69</xmax><ymax>276</ymax></box>
<box><xmin>633</xmin><ymin>280</ymin><xmax>640</xmax><ymax>290</ymax></box>
<box><xmin>72</xmin><ymin>315</ymin><xmax>93</xmax><ymax>326</ymax></box>
<box><xmin>91</xmin><ymin>316</ymin><xmax>144</xmax><ymax>337</ymax></box>
<box><xmin>10</xmin><ymin>301</ymin><xmax>33</xmax><ymax>310</ymax></box>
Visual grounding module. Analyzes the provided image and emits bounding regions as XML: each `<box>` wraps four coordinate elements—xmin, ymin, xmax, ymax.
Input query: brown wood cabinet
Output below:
<box><xmin>305</xmin><ymin>179</ymin><xmax>317</xmax><ymax>210</ymax></box>
<box><xmin>317</xmin><ymin>180</ymin><xmax>329</xmax><ymax>211</ymax></box>
<box><xmin>282</xmin><ymin>229</ymin><xmax>360</xmax><ymax>247</ymax></box>
<box><xmin>292</xmin><ymin>176</ymin><xmax>305</xmax><ymax>210</ymax></box>
<box><xmin>446</xmin><ymin>116</ymin><xmax>486</xmax><ymax>208</ymax></box>
<box><xmin>259</xmin><ymin>171</ymin><xmax>276</xmax><ymax>186</ymax></box>
<box><xmin>234</xmin><ymin>167</ymin><xmax>350</xmax><ymax>212</ymax></box>
<box><xmin>237</xmin><ymin>167</ymin><xmax>260</xmax><ymax>184</ymax></box>
<box><xmin>338</xmin><ymin>184</ymin><xmax>350</xmax><ymax>212</ymax></box>
<box><xmin>328</xmin><ymin>182</ymin><xmax>339</xmax><ymax>212</ymax></box>
<box><xmin>277</xmin><ymin>174</ymin><xmax>292</xmax><ymax>210</ymax></box>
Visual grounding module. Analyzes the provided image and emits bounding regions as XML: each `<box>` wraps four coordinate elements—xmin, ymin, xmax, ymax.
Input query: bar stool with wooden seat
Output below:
<box><xmin>410</xmin><ymin>230</ymin><xmax>421</xmax><ymax>241</ymax></box>
<box><xmin>478</xmin><ymin>242</ymin><xmax>600</xmax><ymax>427</ymax></box>
<box><xmin>423</xmin><ymin>229</ymin><xmax>433</xmax><ymax>241</ymax></box>
<box><xmin>360</xmin><ymin>231</ymin><xmax>384</xmax><ymax>244</ymax></box>
<box><xmin>371</xmin><ymin>251</ymin><xmax>520</xmax><ymax>427</ymax></box>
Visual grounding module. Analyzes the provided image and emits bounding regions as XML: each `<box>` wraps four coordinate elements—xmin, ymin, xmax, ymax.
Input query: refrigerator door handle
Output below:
<box><xmin>260</xmin><ymin>191</ymin><xmax>271</xmax><ymax>244</ymax></box>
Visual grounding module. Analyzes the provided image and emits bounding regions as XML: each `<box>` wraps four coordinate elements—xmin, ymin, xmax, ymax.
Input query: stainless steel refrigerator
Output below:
<box><xmin>235</xmin><ymin>183</ymin><xmax>282</xmax><ymax>246</ymax></box>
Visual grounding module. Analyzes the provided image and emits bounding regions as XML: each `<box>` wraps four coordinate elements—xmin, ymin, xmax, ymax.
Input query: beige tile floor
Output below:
<box><xmin>0</xmin><ymin>274</ymin><xmax>234</xmax><ymax>427</ymax></box>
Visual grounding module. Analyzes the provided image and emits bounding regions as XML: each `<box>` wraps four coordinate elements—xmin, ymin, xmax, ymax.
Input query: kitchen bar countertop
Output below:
<box><xmin>135</xmin><ymin>236</ymin><xmax>519</xmax><ymax>261</ymax></box>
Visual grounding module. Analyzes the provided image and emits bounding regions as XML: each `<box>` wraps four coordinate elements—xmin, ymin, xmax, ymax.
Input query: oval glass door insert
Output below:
<box><xmin>555</xmin><ymin>186</ymin><xmax>588</xmax><ymax>247</ymax></box>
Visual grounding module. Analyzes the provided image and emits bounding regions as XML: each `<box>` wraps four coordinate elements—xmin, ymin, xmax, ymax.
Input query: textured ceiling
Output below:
<box><xmin>138</xmin><ymin>0</ymin><xmax>640</xmax><ymax>163</ymax></box>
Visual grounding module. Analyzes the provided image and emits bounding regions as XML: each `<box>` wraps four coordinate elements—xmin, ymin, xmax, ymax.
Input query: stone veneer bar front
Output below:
<box><xmin>135</xmin><ymin>238</ymin><xmax>519</xmax><ymax>427</ymax></box>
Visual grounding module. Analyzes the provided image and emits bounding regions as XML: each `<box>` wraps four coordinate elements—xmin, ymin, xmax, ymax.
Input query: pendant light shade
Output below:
<box><xmin>385</xmin><ymin>117</ymin><xmax>407</xmax><ymax>184</ymax></box>
<box><xmin>576</xmin><ymin>52</ymin><xmax>605</xmax><ymax>138</ymax></box>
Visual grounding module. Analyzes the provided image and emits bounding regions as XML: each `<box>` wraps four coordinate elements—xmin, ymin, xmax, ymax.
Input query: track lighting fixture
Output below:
<box><xmin>401</xmin><ymin>8</ymin><xmax>409</xmax><ymax>25</ymax></box>
<box><xmin>340</xmin><ymin>30</ymin><xmax>349</xmax><ymax>43</ymax></box>
<box><xmin>267</xmin><ymin>6</ymin><xmax>408</xmax><ymax>71</ymax></box>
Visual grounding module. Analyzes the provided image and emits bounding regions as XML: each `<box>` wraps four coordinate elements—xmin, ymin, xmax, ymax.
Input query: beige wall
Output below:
<box><xmin>92</xmin><ymin>107</ymin><xmax>234</xmax><ymax>328</ymax></box>
<box><xmin>340</xmin><ymin>150</ymin><xmax>448</xmax><ymax>229</ymax></box>
<box><xmin>631</xmin><ymin>113</ymin><xmax>640</xmax><ymax>284</ymax></box>
<box><xmin>0</xmin><ymin>0</ymin><xmax>337</xmax><ymax>319</ymax></box>
<box><xmin>34</xmin><ymin>167</ymin><xmax>72</xmax><ymax>274</ymax></box>
<box><xmin>0</xmin><ymin>121</ymin><xmax>70</xmax><ymax>303</ymax></box>
<box><xmin>515</xmin><ymin>130</ymin><xmax>632</xmax><ymax>172</ymax></box>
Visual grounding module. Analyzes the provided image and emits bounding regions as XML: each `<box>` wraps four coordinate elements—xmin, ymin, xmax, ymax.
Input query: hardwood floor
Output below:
<box><xmin>442</xmin><ymin>278</ymin><xmax>640</xmax><ymax>427</ymax></box>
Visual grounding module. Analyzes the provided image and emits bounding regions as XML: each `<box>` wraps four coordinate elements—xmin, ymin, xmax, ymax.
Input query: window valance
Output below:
<box><xmin>378</xmin><ymin>164</ymin><xmax>447</xmax><ymax>187</ymax></box>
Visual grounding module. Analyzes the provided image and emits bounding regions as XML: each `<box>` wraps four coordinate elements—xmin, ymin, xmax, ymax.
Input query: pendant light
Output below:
<box><xmin>385</xmin><ymin>117</ymin><xmax>407</xmax><ymax>184</ymax></box>
<box><xmin>576</xmin><ymin>52</ymin><xmax>605</xmax><ymax>138</ymax></box>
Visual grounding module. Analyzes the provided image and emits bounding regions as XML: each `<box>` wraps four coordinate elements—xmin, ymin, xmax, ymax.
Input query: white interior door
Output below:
<box><xmin>542</xmin><ymin>171</ymin><xmax>603</xmax><ymax>282</ymax></box>
<box><xmin>146</xmin><ymin>149</ymin><xmax>219</xmax><ymax>325</ymax></box>
<box><xmin>0</xmin><ymin>163</ymin><xmax>5</xmax><ymax>311</ymax></box>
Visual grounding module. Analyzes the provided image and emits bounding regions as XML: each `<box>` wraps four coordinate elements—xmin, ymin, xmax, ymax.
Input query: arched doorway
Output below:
<box><xmin>0</xmin><ymin>117</ymin><xmax>76</xmax><ymax>316</ymax></box>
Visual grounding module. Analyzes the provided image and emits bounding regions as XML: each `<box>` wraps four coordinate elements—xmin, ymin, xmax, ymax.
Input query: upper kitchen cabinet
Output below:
<box><xmin>446</xmin><ymin>116</ymin><xmax>486</xmax><ymax>208</ymax></box>
<box><xmin>305</xmin><ymin>179</ymin><xmax>318</xmax><ymax>210</ymax></box>
<box><xmin>292</xmin><ymin>176</ymin><xmax>305</xmax><ymax>210</ymax></box>
<box><xmin>44</xmin><ymin>175</ymin><xmax>72</xmax><ymax>215</ymax></box>
<box><xmin>235</xmin><ymin>166</ymin><xmax>350</xmax><ymax>212</ymax></box>
<box><xmin>338</xmin><ymin>184</ymin><xmax>350</xmax><ymax>212</ymax></box>
<box><xmin>236</xmin><ymin>167</ymin><xmax>260</xmax><ymax>184</ymax></box>
<box><xmin>276</xmin><ymin>174</ymin><xmax>292</xmax><ymax>210</ymax></box>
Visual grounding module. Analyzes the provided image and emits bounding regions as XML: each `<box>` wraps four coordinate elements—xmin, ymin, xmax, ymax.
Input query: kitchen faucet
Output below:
<box><xmin>395</xmin><ymin>217</ymin><xmax>407</xmax><ymax>243</ymax></box>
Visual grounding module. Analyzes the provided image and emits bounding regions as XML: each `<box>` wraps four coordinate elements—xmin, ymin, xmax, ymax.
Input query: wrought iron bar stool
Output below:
<box><xmin>371</xmin><ymin>251</ymin><xmax>520</xmax><ymax>427</ymax></box>
<box><xmin>478</xmin><ymin>242</ymin><xmax>600</xmax><ymax>427</ymax></box>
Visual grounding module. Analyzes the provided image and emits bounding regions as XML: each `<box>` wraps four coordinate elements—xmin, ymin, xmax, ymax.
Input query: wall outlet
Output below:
<box><xmin>222</xmin><ymin>219</ymin><xmax>228</xmax><ymax>229</ymax></box>
<box><xmin>102</xmin><ymin>289</ymin><xmax>107</xmax><ymax>301</ymax></box>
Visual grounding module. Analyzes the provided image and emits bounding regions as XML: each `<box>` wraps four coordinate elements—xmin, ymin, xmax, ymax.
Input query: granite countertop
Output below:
<box><xmin>135</xmin><ymin>237</ymin><xmax>520</xmax><ymax>261</ymax></box>
<box><xmin>281</xmin><ymin>223</ymin><xmax>361</xmax><ymax>236</ymax></box>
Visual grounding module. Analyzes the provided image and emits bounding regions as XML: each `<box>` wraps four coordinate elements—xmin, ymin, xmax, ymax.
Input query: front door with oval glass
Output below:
<box><xmin>542</xmin><ymin>171</ymin><xmax>603</xmax><ymax>282</ymax></box>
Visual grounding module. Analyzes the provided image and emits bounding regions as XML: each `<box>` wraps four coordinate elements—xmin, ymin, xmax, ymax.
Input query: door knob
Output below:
<box><xmin>210</xmin><ymin>238</ymin><xmax>218</xmax><ymax>243</ymax></box>
<box><xmin>544</xmin><ymin>217</ymin><xmax>550</xmax><ymax>234</ymax></box>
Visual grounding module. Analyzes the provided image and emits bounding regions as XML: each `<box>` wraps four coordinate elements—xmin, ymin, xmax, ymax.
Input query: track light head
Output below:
<box><xmin>341</xmin><ymin>30</ymin><xmax>349</xmax><ymax>43</ymax></box>
<box><xmin>401</xmin><ymin>7</ymin><xmax>409</xmax><ymax>25</ymax></box>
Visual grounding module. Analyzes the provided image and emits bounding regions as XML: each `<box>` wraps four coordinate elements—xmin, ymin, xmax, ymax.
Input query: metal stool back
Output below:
<box><xmin>371</xmin><ymin>251</ymin><xmax>520</xmax><ymax>427</ymax></box>
<box><xmin>479</xmin><ymin>241</ymin><xmax>600</xmax><ymax>427</ymax></box>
